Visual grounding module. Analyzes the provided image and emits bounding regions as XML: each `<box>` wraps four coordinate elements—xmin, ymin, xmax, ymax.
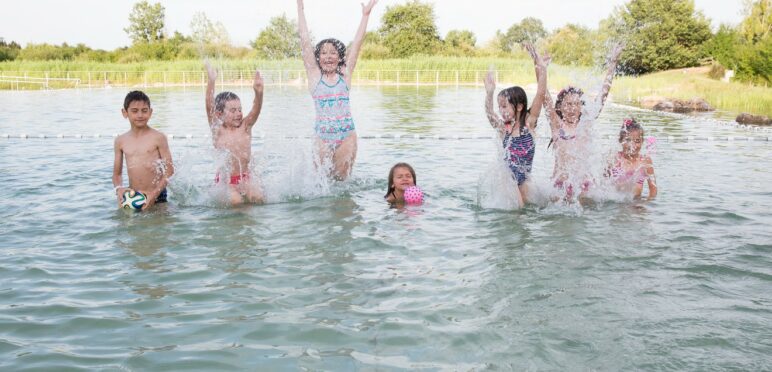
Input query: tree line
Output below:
<box><xmin>1</xmin><ymin>0</ymin><xmax>769</xmax><ymax>84</ymax></box>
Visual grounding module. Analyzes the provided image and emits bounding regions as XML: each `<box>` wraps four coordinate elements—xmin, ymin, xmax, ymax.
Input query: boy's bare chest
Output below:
<box><xmin>214</xmin><ymin>130</ymin><xmax>251</xmax><ymax>151</ymax></box>
<box><xmin>123</xmin><ymin>140</ymin><xmax>157</xmax><ymax>158</ymax></box>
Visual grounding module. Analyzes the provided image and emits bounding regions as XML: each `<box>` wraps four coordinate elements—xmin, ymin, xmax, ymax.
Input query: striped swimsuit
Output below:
<box><xmin>503</xmin><ymin>127</ymin><xmax>535</xmax><ymax>185</ymax></box>
<box><xmin>312</xmin><ymin>75</ymin><xmax>355</xmax><ymax>144</ymax></box>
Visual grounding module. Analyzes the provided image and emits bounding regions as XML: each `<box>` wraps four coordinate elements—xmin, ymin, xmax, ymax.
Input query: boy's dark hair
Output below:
<box><xmin>124</xmin><ymin>91</ymin><xmax>151</xmax><ymax>110</ymax></box>
<box><xmin>385</xmin><ymin>163</ymin><xmax>417</xmax><ymax>199</ymax></box>
<box><xmin>214</xmin><ymin>91</ymin><xmax>240</xmax><ymax>112</ymax></box>
<box><xmin>554</xmin><ymin>86</ymin><xmax>584</xmax><ymax>119</ymax></box>
<box><xmin>619</xmin><ymin>117</ymin><xmax>644</xmax><ymax>142</ymax></box>
<box><xmin>314</xmin><ymin>38</ymin><xmax>347</xmax><ymax>75</ymax></box>
<box><xmin>498</xmin><ymin>86</ymin><xmax>530</xmax><ymax>134</ymax></box>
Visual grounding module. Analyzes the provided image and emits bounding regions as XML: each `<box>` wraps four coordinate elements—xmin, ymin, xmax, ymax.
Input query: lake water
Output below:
<box><xmin>0</xmin><ymin>86</ymin><xmax>771</xmax><ymax>370</ymax></box>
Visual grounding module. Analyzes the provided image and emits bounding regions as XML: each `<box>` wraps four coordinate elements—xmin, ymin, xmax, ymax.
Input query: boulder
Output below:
<box><xmin>736</xmin><ymin>113</ymin><xmax>772</xmax><ymax>125</ymax></box>
<box><xmin>641</xmin><ymin>96</ymin><xmax>714</xmax><ymax>113</ymax></box>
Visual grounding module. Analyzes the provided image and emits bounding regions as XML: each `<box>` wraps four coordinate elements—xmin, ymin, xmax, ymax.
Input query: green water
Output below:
<box><xmin>0</xmin><ymin>87</ymin><xmax>770</xmax><ymax>370</ymax></box>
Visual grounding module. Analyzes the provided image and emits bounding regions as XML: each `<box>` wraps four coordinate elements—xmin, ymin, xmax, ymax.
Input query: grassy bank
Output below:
<box><xmin>1</xmin><ymin>58</ymin><xmax>769</xmax><ymax>117</ymax></box>
<box><xmin>613</xmin><ymin>68</ymin><xmax>772</xmax><ymax>117</ymax></box>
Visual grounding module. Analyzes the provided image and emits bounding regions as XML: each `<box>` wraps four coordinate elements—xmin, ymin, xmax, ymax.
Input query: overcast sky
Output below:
<box><xmin>1</xmin><ymin>0</ymin><xmax>747</xmax><ymax>50</ymax></box>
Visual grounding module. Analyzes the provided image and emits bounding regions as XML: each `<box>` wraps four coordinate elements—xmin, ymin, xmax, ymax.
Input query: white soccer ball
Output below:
<box><xmin>121</xmin><ymin>189</ymin><xmax>147</xmax><ymax>210</ymax></box>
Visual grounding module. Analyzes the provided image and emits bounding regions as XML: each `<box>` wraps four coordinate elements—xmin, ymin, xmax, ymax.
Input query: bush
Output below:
<box><xmin>707</xmin><ymin>62</ymin><xmax>726</xmax><ymax>80</ymax></box>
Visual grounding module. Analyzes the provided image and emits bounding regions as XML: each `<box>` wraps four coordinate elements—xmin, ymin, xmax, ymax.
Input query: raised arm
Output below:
<box><xmin>205</xmin><ymin>61</ymin><xmax>217</xmax><ymax>126</ymax></box>
<box><xmin>297</xmin><ymin>0</ymin><xmax>320</xmax><ymax>89</ymax></box>
<box><xmin>243</xmin><ymin>70</ymin><xmax>264</xmax><ymax>129</ymax></box>
<box><xmin>542</xmin><ymin>85</ymin><xmax>560</xmax><ymax>138</ymax></box>
<box><xmin>523</xmin><ymin>42</ymin><xmax>549</xmax><ymax>132</ymax></box>
<box><xmin>484</xmin><ymin>70</ymin><xmax>503</xmax><ymax>132</ymax></box>
<box><xmin>343</xmin><ymin>0</ymin><xmax>378</xmax><ymax>86</ymax></box>
<box><xmin>593</xmin><ymin>42</ymin><xmax>624</xmax><ymax>118</ymax></box>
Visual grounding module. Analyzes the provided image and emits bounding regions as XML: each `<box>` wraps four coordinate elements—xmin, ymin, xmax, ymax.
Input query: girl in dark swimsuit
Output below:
<box><xmin>484</xmin><ymin>42</ymin><xmax>549</xmax><ymax>207</ymax></box>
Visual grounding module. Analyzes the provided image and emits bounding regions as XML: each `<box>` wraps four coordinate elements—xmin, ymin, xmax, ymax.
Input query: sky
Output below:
<box><xmin>0</xmin><ymin>0</ymin><xmax>748</xmax><ymax>50</ymax></box>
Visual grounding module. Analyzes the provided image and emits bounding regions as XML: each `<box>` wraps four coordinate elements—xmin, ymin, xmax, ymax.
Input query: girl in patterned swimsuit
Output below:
<box><xmin>606</xmin><ymin>118</ymin><xmax>657</xmax><ymax>200</ymax></box>
<box><xmin>484</xmin><ymin>43</ymin><xmax>549</xmax><ymax>207</ymax></box>
<box><xmin>543</xmin><ymin>43</ymin><xmax>624</xmax><ymax>201</ymax></box>
<box><xmin>297</xmin><ymin>0</ymin><xmax>378</xmax><ymax>181</ymax></box>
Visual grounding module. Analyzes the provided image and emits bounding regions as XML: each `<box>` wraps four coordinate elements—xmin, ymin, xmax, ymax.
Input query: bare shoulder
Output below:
<box><xmin>149</xmin><ymin>128</ymin><xmax>169</xmax><ymax>141</ymax></box>
<box><xmin>114</xmin><ymin>131</ymin><xmax>130</xmax><ymax>147</ymax></box>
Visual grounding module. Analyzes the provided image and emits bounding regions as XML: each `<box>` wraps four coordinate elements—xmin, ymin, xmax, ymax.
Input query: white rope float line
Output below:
<box><xmin>2</xmin><ymin>133</ymin><xmax>772</xmax><ymax>142</ymax></box>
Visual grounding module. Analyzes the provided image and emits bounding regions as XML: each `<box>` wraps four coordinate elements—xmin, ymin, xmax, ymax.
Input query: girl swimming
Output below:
<box><xmin>385</xmin><ymin>162</ymin><xmax>417</xmax><ymax>204</ymax></box>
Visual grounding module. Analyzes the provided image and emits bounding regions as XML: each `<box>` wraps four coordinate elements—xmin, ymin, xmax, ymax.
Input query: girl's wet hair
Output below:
<box><xmin>385</xmin><ymin>162</ymin><xmax>417</xmax><ymax>199</ymax></box>
<box><xmin>498</xmin><ymin>86</ymin><xmax>529</xmax><ymax>134</ymax></box>
<box><xmin>619</xmin><ymin>117</ymin><xmax>644</xmax><ymax>142</ymax></box>
<box><xmin>214</xmin><ymin>91</ymin><xmax>240</xmax><ymax>112</ymax></box>
<box><xmin>124</xmin><ymin>90</ymin><xmax>151</xmax><ymax>110</ymax></box>
<box><xmin>314</xmin><ymin>38</ymin><xmax>347</xmax><ymax>74</ymax></box>
<box><xmin>555</xmin><ymin>86</ymin><xmax>584</xmax><ymax>119</ymax></box>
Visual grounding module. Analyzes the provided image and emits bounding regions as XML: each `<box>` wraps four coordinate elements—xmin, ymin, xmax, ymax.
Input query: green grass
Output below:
<box><xmin>613</xmin><ymin>69</ymin><xmax>772</xmax><ymax>117</ymax></box>
<box><xmin>1</xmin><ymin>57</ymin><xmax>769</xmax><ymax>117</ymax></box>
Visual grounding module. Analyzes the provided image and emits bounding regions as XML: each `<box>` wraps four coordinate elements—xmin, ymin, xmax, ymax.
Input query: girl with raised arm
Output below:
<box><xmin>542</xmin><ymin>43</ymin><xmax>624</xmax><ymax>200</ymax></box>
<box><xmin>483</xmin><ymin>43</ymin><xmax>549</xmax><ymax>207</ymax></box>
<box><xmin>297</xmin><ymin>0</ymin><xmax>378</xmax><ymax>181</ymax></box>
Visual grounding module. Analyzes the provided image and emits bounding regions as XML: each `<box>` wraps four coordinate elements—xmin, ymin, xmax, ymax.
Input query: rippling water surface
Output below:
<box><xmin>1</xmin><ymin>87</ymin><xmax>771</xmax><ymax>370</ymax></box>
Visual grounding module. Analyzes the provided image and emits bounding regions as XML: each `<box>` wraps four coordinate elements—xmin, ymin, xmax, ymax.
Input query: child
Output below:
<box><xmin>385</xmin><ymin>163</ymin><xmax>417</xmax><ymax>204</ymax></box>
<box><xmin>205</xmin><ymin>62</ymin><xmax>264</xmax><ymax>205</ymax></box>
<box><xmin>606</xmin><ymin>118</ymin><xmax>657</xmax><ymax>200</ymax></box>
<box><xmin>113</xmin><ymin>91</ymin><xmax>174</xmax><ymax>210</ymax></box>
<box><xmin>543</xmin><ymin>43</ymin><xmax>624</xmax><ymax>199</ymax></box>
<box><xmin>297</xmin><ymin>0</ymin><xmax>378</xmax><ymax>181</ymax></box>
<box><xmin>483</xmin><ymin>42</ymin><xmax>549</xmax><ymax>206</ymax></box>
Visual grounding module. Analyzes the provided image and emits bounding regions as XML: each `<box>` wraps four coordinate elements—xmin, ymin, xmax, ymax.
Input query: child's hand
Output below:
<box><xmin>253</xmin><ymin>70</ymin><xmax>263</xmax><ymax>94</ymax></box>
<box><xmin>523</xmin><ymin>42</ymin><xmax>548</xmax><ymax>72</ymax></box>
<box><xmin>115</xmin><ymin>187</ymin><xmax>128</xmax><ymax>207</ymax></box>
<box><xmin>484</xmin><ymin>70</ymin><xmax>496</xmax><ymax>96</ymax></box>
<box><xmin>362</xmin><ymin>0</ymin><xmax>377</xmax><ymax>16</ymax></box>
<box><xmin>141</xmin><ymin>191</ymin><xmax>155</xmax><ymax>211</ymax></box>
<box><xmin>205</xmin><ymin>61</ymin><xmax>217</xmax><ymax>82</ymax></box>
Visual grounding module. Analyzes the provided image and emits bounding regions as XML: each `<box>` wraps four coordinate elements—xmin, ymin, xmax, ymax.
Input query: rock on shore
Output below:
<box><xmin>736</xmin><ymin>113</ymin><xmax>772</xmax><ymax>125</ymax></box>
<box><xmin>640</xmin><ymin>96</ymin><xmax>714</xmax><ymax>113</ymax></box>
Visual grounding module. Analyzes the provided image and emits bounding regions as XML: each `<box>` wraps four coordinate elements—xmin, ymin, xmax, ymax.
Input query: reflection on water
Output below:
<box><xmin>0</xmin><ymin>88</ymin><xmax>770</xmax><ymax>370</ymax></box>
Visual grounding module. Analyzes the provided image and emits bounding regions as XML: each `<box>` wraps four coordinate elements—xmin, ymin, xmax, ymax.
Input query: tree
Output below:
<box><xmin>251</xmin><ymin>14</ymin><xmax>301</xmax><ymax>59</ymax></box>
<box><xmin>702</xmin><ymin>24</ymin><xmax>742</xmax><ymax>68</ymax></box>
<box><xmin>546</xmin><ymin>24</ymin><xmax>595</xmax><ymax>66</ymax></box>
<box><xmin>740</xmin><ymin>0</ymin><xmax>771</xmax><ymax>43</ymax></box>
<box><xmin>190</xmin><ymin>12</ymin><xmax>231</xmax><ymax>45</ymax></box>
<box><xmin>0</xmin><ymin>38</ymin><xmax>21</xmax><ymax>62</ymax></box>
<box><xmin>443</xmin><ymin>30</ymin><xmax>476</xmax><ymax>56</ymax></box>
<box><xmin>379</xmin><ymin>1</ymin><xmax>440</xmax><ymax>57</ymax></box>
<box><xmin>360</xmin><ymin>31</ymin><xmax>390</xmax><ymax>59</ymax></box>
<box><xmin>125</xmin><ymin>1</ymin><xmax>166</xmax><ymax>44</ymax></box>
<box><xmin>501</xmin><ymin>17</ymin><xmax>547</xmax><ymax>52</ymax></box>
<box><xmin>606</xmin><ymin>0</ymin><xmax>712</xmax><ymax>74</ymax></box>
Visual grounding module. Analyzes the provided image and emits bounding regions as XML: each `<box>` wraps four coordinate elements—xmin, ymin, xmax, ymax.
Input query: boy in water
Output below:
<box><xmin>113</xmin><ymin>91</ymin><xmax>174</xmax><ymax>210</ymax></box>
<box><xmin>205</xmin><ymin>62</ymin><xmax>264</xmax><ymax>205</ymax></box>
